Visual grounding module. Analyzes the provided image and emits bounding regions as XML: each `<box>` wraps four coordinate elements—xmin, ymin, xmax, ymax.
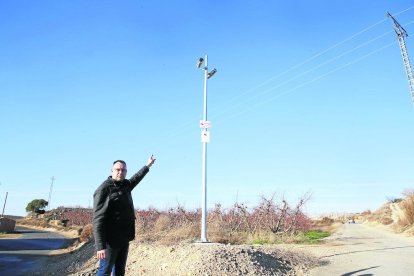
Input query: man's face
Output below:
<box><xmin>111</xmin><ymin>162</ymin><xmax>127</xmax><ymax>182</ymax></box>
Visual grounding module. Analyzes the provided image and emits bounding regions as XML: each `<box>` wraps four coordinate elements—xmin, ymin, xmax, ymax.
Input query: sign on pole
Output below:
<box><xmin>201</xmin><ymin>130</ymin><xmax>210</xmax><ymax>143</ymax></box>
<box><xmin>199</xmin><ymin>120</ymin><xmax>212</xmax><ymax>129</ymax></box>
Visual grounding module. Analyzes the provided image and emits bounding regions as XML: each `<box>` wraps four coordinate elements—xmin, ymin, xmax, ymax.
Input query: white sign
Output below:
<box><xmin>199</xmin><ymin>120</ymin><xmax>212</xmax><ymax>129</ymax></box>
<box><xmin>201</xmin><ymin>130</ymin><xmax>210</xmax><ymax>143</ymax></box>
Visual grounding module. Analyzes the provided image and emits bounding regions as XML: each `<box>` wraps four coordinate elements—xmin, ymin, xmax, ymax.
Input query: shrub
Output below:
<box><xmin>400</xmin><ymin>194</ymin><xmax>414</xmax><ymax>225</ymax></box>
<box><xmin>380</xmin><ymin>217</ymin><xmax>393</xmax><ymax>225</ymax></box>
<box><xmin>80</xmin><ymin>224</ymin><xmax>94</xmax><ymax>243</ymax></box>
<box><xmin>153</xmin><ymin>215</ymin><xmax>171</xmax><ymax>232</ymax></box>
<box><xmin>312</xmin><ymin>217</ymin><xmax>334</xmax><ymax>227</ymax></box>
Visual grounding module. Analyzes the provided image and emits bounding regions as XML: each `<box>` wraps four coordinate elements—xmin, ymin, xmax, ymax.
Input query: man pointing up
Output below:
<box><xmin>93</xmin><ymin>155</ymin><xmax>156</xmax><ymax>276</ymax></box>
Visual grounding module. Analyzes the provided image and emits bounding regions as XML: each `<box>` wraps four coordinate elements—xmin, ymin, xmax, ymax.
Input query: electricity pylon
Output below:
<box><xmin>388</xmin><ymin>12</ymin><xmax>414</xmax><ymax>103</ymax></box>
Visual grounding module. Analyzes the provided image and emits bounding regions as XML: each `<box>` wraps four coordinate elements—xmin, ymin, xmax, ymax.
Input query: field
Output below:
<box><xmin>16</xmin><ymin>190</ymin><xmax>414</xmax><ymax>275</ymax></box>
<box><xmin>21</xmin><ymin>193</ymin><xmax>316</xmax><ymax>245</ymax></box>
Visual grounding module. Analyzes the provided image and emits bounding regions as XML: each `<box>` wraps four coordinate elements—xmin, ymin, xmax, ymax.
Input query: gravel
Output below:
<box><xmin>32</xmin><ymin>241</ymin><xmax>320</xmax><ymax>276</ymax></box>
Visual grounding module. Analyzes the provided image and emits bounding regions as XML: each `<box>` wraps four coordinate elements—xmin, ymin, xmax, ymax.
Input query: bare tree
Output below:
<box><xmin>285</xmin><ymin>192</ymin><xmax>312</xmax><ymax>234</ymax></box>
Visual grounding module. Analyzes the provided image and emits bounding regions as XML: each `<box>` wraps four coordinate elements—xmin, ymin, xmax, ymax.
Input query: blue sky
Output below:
<box><xmin>1</xmin><ymin>1</ymin><xmax>414</xmax><ymax>217</ymax></box>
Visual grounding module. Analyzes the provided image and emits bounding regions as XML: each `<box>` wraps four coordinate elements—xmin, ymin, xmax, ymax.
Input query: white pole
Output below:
<box><xmin>201</xmin><ymin>55</ymin><xmax>208</xmax><ymax>242</ymax></box>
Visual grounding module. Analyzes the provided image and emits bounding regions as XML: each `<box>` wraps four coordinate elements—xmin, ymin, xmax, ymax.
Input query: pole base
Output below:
<box><xmin>193</xmin><ymin>239</ymin><xmax>211</xmax><ymax>244</ymax></box>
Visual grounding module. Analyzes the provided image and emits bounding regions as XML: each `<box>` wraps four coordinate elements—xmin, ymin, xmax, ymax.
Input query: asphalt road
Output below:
<box><xmin>0</xmin><ymin>225</ymin><xmax>72</xmax><ymax>276</ymax></box>
<box><xmin>308</xmin><ymin>223</ymin><xmax>414</xmax><ymax>276</ymax></box>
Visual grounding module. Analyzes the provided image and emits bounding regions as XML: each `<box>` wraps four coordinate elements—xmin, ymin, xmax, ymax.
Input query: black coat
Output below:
<box><xmin>93</xmin><ymin>166</ymin><xmax>149</xmax><ymax>250</ymax></box>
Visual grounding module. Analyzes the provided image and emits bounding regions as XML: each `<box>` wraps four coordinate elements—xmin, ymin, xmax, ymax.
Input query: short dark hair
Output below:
<box><xmin>113</xmin><ymin>160</ymin><xmax>126</xmax><ymax>166</ymax></box>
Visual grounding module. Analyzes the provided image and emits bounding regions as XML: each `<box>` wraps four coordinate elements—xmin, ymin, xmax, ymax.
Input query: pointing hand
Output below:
<box><xmin>147</xmin><ymin>155</ymin><xmax>156</xmax><ymax>168</ymax></box>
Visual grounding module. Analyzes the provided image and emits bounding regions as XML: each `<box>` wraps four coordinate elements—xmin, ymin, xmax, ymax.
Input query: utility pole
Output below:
<box><xmin>387</xmin><ymin>12</ymin><xmax>414</xmax><ymax>103</ymax></box>
<box><xmin>47</xmin><ymin>176</ymin><xmax>55</xmax><ymax>211</ymax></box>
<box><xmin>2</xmin><ymin>192</ymin><xmax>8</xmax><ymax>217</ymax></box>
<box><xmin>196</xmin><ymin>55</ymin><xmax>217</xmax><ymax>242</ymax></box>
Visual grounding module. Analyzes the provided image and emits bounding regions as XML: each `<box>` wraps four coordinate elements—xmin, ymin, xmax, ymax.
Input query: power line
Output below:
<box><xmin>207</xmin><ymin>15</ymin><xmax>400</xmax><ymax>118</ymax></box>
<box><xmin>210</xmin><ymin>17</ymin><xmax>391</xmax><ymax>115</ymax></box>
<box><xmin>212</xmin><ymin>10</ymin><xmax>413</xmax><ymax>121</ymax></box>
<box><xmin>150</xmin><ymin>6</ymin><xmax>414</xmax><ymax>146</ymax></box>
<box><xmin>210</xmin><ymin>29</ymin><xmax>399</xmax><ymax>121</ymax></box>
<box><xmin>215</xmin><ymin>41</ymin><xmax>398</xmax><ymax>123</ymax></box>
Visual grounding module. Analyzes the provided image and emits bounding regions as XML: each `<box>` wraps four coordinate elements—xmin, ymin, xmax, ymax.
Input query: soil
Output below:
<box><xmin>32</xmin><ymin>241</ymin><xmax>320</xmax><ymax>276</ymax></box>
<box><xmin>26</xmin><ymin>200</ymin><xmax>414</xmax><ymax>275</ymax></box>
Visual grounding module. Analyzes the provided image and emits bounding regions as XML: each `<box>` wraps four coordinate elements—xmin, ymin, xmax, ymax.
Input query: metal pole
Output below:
<box><xmin>48</xmin><ymin>176</ymin><xmax>55</xmax><ymax>211</ymax></box>
<box><xmin>201</xmin><ymin>55</ymin><xmax>208</xmax><ymax>242</ymax></box>
<box><xmin>2</xmin><ymin>192</ymin><xmax>8</xmax><ymax>217</ymax></box>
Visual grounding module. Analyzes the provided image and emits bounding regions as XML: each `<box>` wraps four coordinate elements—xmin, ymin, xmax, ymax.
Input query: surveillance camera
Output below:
<box><xmin>207</xmin><ymin>68</ymin><xmax>217</xmax><ymax>79</ymax></box>
<box><xmin>196</xmin><ymin>58</ymin><xmax>204</xmax><ymax>68</ymax></box>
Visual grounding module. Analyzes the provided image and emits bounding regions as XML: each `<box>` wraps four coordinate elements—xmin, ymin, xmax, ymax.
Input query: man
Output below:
<box><xmin>93</xmin><ymin>155</ymin><xmax>156</xmax><ymax>276</ymax></box>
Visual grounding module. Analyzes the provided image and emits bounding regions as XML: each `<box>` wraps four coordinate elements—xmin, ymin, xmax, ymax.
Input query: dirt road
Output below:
<box><xmin>306</xmin><ymin>222</ymin><xmax>414</xmax><ymax>276</ymax></box>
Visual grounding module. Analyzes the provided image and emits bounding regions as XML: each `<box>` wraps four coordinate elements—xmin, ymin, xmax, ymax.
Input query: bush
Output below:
<box><xmin>80</xmin><ymin>224</ymin><xmax>94</xmax><ymax>243</ymax></box>
<box><xmin>400</xmin><ymin>194</ymin><xmax>414</xmax><ymax>225</ymax></box>
<box><xmin>153</xmin><ymin>215</ymin><xmax>172</xmax><ymax>233</ymax></box>
<box><xmin>380</xmin><ymin>217</ymin><xmax>393</xmax><ymax>225</ymax></box>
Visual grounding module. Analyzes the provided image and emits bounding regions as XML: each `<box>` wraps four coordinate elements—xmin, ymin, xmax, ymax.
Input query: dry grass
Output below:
<box><xmin>365</xmin><ymin>203</ymin><xmax>393</xmax><ymax>225</ymax></box>
<box><xmin>380</xmin><ymin>217</ymin><xmax>393</xmax><ymax>225</ymax></box>
<box><xmin>207</xmin><ymin>223</ymin><xmax>249</xmax><ymax>244</ymax></box>
<box><xmin>17</xmin><ymin>218</ymin><xmax>50</xmax><ymax>228</ymax></box>
<box><xmin>136</xmin><ymin>214</ymin><xmax>199</xmax><ymax>245</ymax></box>
<box><xmin>311</xmin><ymin>217</ymin><xmax>334</xmax><ymax>230</ymax></box>
<box><xmin>79</xmin><ymin>224</ymin><xmax>93</xmax><ymax>242</ymax></box>
<box><xmin>134</xmin><ymin>193</ymin><xmax>313</xmax><ymax>245</ymax></box>
<box><xmin>400</xmin><ymin>191</ymin><xmax>414</xmax><ymax>226</ymax></box>
<box><xmin>18</xmin><ymin>193</ymin><xmax>326</xmax><ymax>246</ymax></box>
<box><xmin>307</xmin><ymin>217</ymin><xmax>343</xmax><ymax>238</ymax></box>
<box><xmin>358</xmin><ymin>190</ymin><xmax>414</xmax><ymax>236</ymax></box>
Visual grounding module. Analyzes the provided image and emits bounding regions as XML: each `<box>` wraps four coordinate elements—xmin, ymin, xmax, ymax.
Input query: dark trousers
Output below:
<box><xmin>97</xmin><ymin>242</ymin><xmax>129</xmax><ymax>276</ymax></box>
